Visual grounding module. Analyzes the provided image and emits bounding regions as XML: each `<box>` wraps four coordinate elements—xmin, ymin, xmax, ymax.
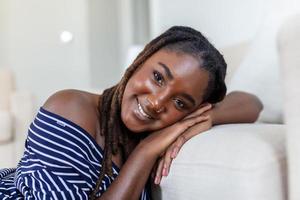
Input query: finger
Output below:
<box><xmin>171</xmin><ymin>146</ymin><xmax>179</xmax><ymax>158</ymax></box>
<box><xmin>148</xmin><ymin>112</ymin><xmax>209</xmax><ymax>152</ymax></box>
<box><xmin>173</xmin><ymin>116</ymin><xmax>211</xmax><ymax>159</ymax></box>
<box><xmin>182</xmin><ymin>115</ymin><xmax>210</xmax><ymax>129</ymax></box>
<box><xmin>151</xmin><ymin>160</ymin><xmax>159</xmax><ymax>180</ymax></box>
<box><xmin>162</xmin><ymin>147</ymin><xmax>174</xmax><ymax>177</ymax></box>
<box><xmin>155</xmin><ymin>158</ymin><xmax>164</xmax><ymax>185</ymax></box>
<box><xmin>191</xmin><ymin>103</ymin><xmax>212</xmax><ymax>115</ymax></box>
<box><xmin>183</xmin><ymin>116</ymin><xmax>212</xmax><ymax>140</ymax></box>
<box><xmin>164</xmin><ymin>158</ymin><xmax>173</xmax><ymax>177</ymax></box>
<box><xmin>184</xmin><ymin>103</ymin><xmax>212</xmax><ymax>120</ymax></box>
<box><xmin>171</xmin><ymin>135</ymin><xmax>186</xmax><ymax>158</ymax></box>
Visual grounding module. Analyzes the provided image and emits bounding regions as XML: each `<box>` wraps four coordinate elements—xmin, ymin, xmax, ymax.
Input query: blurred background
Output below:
<box><xmin>0</xmin><ymin>0</ymin><xmax>300</xmax><ymax>178</ymax></box>
<box><xmin>0</xmin><ymin>0</ymin><xmax>298</xmax><ymax>106</ymax></box>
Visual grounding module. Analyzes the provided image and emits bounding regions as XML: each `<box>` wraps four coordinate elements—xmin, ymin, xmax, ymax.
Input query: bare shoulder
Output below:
<box><xmin>42</xmin><ymin>89</ymin><xmax>100</xmax><ymax>138</ymax></box>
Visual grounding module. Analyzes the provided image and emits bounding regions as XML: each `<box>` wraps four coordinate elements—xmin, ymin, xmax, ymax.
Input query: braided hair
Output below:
<box><xmin>89</xmin><ymin>26</ymin><xmax>227</xmax><ymax>199</ymax></box>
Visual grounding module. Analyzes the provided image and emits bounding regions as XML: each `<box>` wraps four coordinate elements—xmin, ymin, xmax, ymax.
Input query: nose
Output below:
<box><xmin>146</xmin><ymin>93</ymin><xmax>167</xmax><ymax>114</ymax></box>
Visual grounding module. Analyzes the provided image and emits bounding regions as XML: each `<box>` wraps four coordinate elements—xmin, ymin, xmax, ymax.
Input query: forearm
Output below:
<box><xmin>211</xmin><ymin>91</ymin><xmax>263</xmax><ymax>125</ymax></box>
<box><xmin>97</xmin><ymin>143</ymin><xmax>156</xmax><ymax>200</ymax></box>
<box><xmin>97</xmin><ymin>105</ymin><xmax>216</xmax><ymax>199</ymax></box>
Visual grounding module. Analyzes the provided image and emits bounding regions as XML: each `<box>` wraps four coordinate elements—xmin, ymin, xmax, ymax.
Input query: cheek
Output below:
<box><xmin>158</xmin><ymin>109</ymin><xmax>187</xmax><ymax>128</ymax></box>
<box><xmin>127</xmin><ymin>77</ymin><xmax>156</xmax><ymax>97</ymax></box>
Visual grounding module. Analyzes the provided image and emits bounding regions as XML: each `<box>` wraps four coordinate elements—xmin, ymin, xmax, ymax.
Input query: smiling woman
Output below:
<box><xmin>0</xmin><ymin>26</ymin><xmax>262</xmax><ymax>200</ymax></box>
<box><xmin>121</xmin><ymin>50</ymin><xmax>210</xmax><ymax>133</ymax></box>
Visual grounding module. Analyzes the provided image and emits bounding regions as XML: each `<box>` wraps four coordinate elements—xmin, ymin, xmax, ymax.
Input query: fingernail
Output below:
<box><xmin>171</xmin><ymin>152</ymin><xmax>175</xmax><ymax>158</ymax></box>
<box><xmin>172</xmin><ymin>149</ymin><xmax>176</xmax><ymax>157</ymax></box>
<box><xmin>172</xmin><ymin>152</ymin><xmax>177</xmax><ymax>158</ymax></box>
<box><xmin>162</xmin><ymin>168</ymin><xmax>166</xmax><ymax>176</ymax></box>
<box><xmin>173</xmin><ymin>148</ymin><xmax>178</xmax><ymax>157</ymax></box>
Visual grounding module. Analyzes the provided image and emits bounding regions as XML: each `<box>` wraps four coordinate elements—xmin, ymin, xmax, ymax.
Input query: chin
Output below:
<box><xmin>121</xmin><ymin>110</ymin><xmax>144</xmax><ymax>133</ymax></box>
<box><xmin>127</xmin><ymin>126</ymin><xmax>145</xmax><ymax>133</ymax></box>
<box><xmin>124</xmin><ymin>121</ymin><xmax>150</xmax><ymax>134</ymax></box>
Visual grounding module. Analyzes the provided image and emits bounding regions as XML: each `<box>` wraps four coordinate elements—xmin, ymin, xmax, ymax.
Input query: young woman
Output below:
<box><xmin>0</xmin><ymin>26</ymin><xmax>262</xmax><ymax>200</ymax></box>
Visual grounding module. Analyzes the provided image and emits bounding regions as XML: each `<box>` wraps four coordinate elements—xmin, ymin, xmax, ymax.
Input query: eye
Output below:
<box><xmin>153</xmin><ymin>70</ymin><xmax>164</xmax><ymax>86</ymax></box>
<box><xmin>173</xmin><ymin>98</ymin><xmax>186</xmax><ymax>110</ymax></box>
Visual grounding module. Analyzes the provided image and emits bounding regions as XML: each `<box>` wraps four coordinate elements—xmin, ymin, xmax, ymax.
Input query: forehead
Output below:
<box><xmin>138</xmin><ymin>49</ymin><xmax>209</xmax><ymax>104</ymax></box>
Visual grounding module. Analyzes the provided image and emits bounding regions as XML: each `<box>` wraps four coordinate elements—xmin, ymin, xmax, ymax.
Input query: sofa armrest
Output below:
<box><xmin>277</xmin><ymin>14</ymin><xmax>300</xmax><ymax>200</ymax></box>
<box><xmin>152</xmin><ymin>124</ymin><xmax>287</xmax><ymax>200</ymax></box>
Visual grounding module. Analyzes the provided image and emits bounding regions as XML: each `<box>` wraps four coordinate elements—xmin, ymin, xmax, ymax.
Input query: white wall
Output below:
<box><xmin>88</xmin><ymin>0</ymin><xmax>124</xmax><ymax>90</ymax></box>
<box><xmin>1</xmin><ymin>0</ymin><xmax>91</xmax><ymax>106</ymax></box>
<box><xmin>149</xmin><ymin>0</ymin><xmax>266</xmax><ymax>48</ymax></box>
<box><xmin>148</xmin><ymin>0</ymin><xmax>300</xmax><ymax>49</ymax></box>
<box><xmin>2</xmin><ymin>0</ymin><xmax>300</xmax><ymax>107</ymax></box>
<box><xmin>0</xmin><ymin>0</ymin><xmax>136</xmax><ymax>107</ymax></box>
<box><xmin>0</xmin><ymin>1</ymin><xmax>10</xmax><ymax>69</ymax></box>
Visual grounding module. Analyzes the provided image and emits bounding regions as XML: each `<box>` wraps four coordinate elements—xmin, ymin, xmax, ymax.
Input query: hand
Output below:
<box><xmin>140</xmin><ymin>103</ymin><xmax>212</xmax><ymax>160</ymax></box>
<box><xmin>152</xmin><ymin>103</ymin><xmax>213</xmax><ymax>185</ymax></box>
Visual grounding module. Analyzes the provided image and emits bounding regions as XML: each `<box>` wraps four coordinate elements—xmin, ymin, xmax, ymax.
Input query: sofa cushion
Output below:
<box><xmin>227</xmin><ymin>3</ymin><xmax>300</xmax><ymax>124</ymax></box>
<box><xmin>152</xmin><ymin>124</ymin><xmax>287</xmax><ymax>200</ymax></box>
<box><xmin>227</xmin><ymin>14</ymin><xmax>284</xmax><ymax>123</ymax></box>
<box><xmin>278</xmin><ymin>14</ymin><xmax>300</xmax><ymax>199</ymax></box>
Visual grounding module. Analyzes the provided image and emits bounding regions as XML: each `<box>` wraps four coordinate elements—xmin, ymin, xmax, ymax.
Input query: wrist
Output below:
<box><xmin>136</xmin><ymin>140</ymin><xmax>161</xmax><ymax>159</ymax></box>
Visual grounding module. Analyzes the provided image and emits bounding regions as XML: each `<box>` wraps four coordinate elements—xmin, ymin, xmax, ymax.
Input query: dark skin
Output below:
<box><xmin>121</xmin><ymin>50</ymin><xmax>209</xmax><ymax>133</ymax></box>
<box><xmin>43</xmin><ymin>49</ymin><xmax>263</xmax><ymax>199</ymax></box>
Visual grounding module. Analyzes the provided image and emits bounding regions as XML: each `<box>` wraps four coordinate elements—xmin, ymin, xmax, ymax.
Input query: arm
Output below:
<box><xmin>43</xmin><ymin>89</ymin><xmax>208</xmax><ymax>200</ymax></box>
<box><xmin>211</xmin><ymin>91</ymin><xmax>263</xmax><ymax>125</ymax></box>
<box><xmin>153</xmin><ymin>91</ymin><xmax>263</xmax><ymax>183</ymax></box>
<box><xmin>98</xmin><ymin>111</ymin><xmax>208</xmax><ymax>200</ymax></box>
<box><xmin>98</xmin><ymin>143</ymin><xmax>156</xmax><ymax>199</ymax></box>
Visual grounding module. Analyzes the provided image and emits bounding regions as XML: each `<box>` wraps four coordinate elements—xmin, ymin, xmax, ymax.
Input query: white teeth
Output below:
<box><xmin>138</xmin><ymin>102</ymin><xmax>152</xmax><ymax>119</ymax></box>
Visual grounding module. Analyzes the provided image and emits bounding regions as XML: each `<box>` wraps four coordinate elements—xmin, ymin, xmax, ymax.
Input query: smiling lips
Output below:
<box><xmin>135</xmin><ymin>98</ymin><xmax>154</xmax><ymax>121</ymax></box>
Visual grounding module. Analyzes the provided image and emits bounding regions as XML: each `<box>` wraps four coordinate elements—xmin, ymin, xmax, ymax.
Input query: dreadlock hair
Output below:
<box><xmin>89</xmin><ymin>26</ymin><xmax>227</xmax><ymax>199</ymax></box>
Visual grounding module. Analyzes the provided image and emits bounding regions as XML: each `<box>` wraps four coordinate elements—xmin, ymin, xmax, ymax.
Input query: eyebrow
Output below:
<box><xmin>158</xmin><ymin>61</ymin><xmax>196</xmax><ymax>106</ymax></box>
<box><xmin>158</xmin><ymin>62</ymin><xmax>174</xmax><ymax>80</ymax></box>
<box><xmin>181</xmin><ymin>93</ymin><xmax>196</xmax><ymax>106</ymax></box>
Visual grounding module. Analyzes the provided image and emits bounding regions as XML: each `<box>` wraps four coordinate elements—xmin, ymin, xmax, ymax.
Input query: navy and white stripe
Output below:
<box><xmin>0</xmin><ymin>107</ymin><xmax>150</xmax><ymax>199</ymax></box>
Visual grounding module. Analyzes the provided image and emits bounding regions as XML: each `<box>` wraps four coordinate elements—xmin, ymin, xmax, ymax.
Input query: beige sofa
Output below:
<box><xmin>151</xmin><ymin>15</ymin><xmax>300</xmax><ymax>200</ymax></box>
<box><xmin>278</xmin><ymin>14</ymin><xmax>300</xmax><ymax>200</ymax></box>
<box><xmin>0</xmin><ymin>68</ymin><xmax>36</xmax><ymax>168</ymax></box>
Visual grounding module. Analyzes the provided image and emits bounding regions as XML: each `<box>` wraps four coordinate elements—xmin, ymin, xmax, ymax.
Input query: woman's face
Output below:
<box><xmin>121</xmin><ymin>49</ymin><xmax>209</xmax><ymax>133</ymax></box>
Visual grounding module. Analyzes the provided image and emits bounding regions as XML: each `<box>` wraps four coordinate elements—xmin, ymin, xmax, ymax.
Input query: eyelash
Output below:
<box><xmin>173</xmin><ymin>98</ymin><xmax>186</xmax><ymax>110</ymax></box>
<box><xmin>152</xmin><ymin>70</ymin><xmax>187</xmax><ymax>110</ymax></box>
<box><xmin>153</xmin><ymin>70</ymin><xmax>164</xmax><ymax>85</ymax></box>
